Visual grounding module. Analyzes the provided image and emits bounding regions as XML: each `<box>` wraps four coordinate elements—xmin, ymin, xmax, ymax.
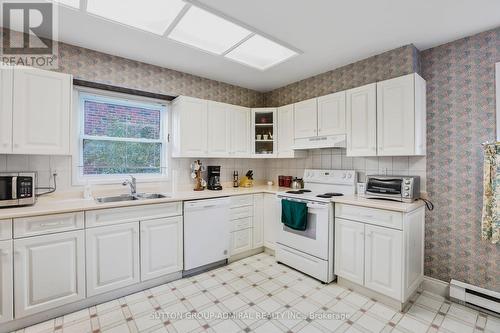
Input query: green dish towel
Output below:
<box><xmin>281</xmin><ymin>200</ymin><xmax>308</xmax><ymax>231</ymax></box>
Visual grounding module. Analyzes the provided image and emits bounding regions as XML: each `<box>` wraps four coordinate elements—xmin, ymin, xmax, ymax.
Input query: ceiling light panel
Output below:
<box><xmin>225</xmin><ymin>34</ymin><xmax>297</xmax><ymax>70</ymax></box>
<box><xmin>86</xmin><ymin>0</ymin><xmax>186</xmax><ymax>35</ymax></box>
<box><xmin>168</xmin><ymin>6</ymin><xmax>252</xmax><ymax>55</ymax></box>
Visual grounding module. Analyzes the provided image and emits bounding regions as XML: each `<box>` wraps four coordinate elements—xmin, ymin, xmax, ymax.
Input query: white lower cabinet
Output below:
<box><xmin>14</xmin><ymin>231</ymin><xmax>85</xmax><ymax>317</ymax></box>
<box><xmin>0</xmin><ymin>240</ymin><xmax>13</xmax><ymax>323</ymax></box>
<box><xmin>230</xmin><ymin>228</ymin><xmax>253</xmax><ymax>255</ymax></box>
<box><xmin>140</xmin><ymin>217</ymin><xmax>183</xmax><ymax>281</ymax></box>
<box><xmin>335</xmin><ymin>203</ymin><xmax>424</xmax><ymax>305</ymax></box>
<box><xmin>263</xmin><ymin>193</ymin><xmax>279</xmax><ymax>249</ymax></box>
<box><xmin>334</xmin><ymin>219</ymin><xmax>364</xmax><ymax>285</ymax></box>
<box><xmin>86</xmin><ymin>223</ymin><xmax>140</xmax><ymax>297</ymax></box>
<box><xmin>364</xmin><ymin>224</ymin><xmax>402</xmax><ymax>300</ymax></box>
<box><xmin>252</xmin><ymin>194</ymin><xmax>264</xmax><ymax>248</ymax></box>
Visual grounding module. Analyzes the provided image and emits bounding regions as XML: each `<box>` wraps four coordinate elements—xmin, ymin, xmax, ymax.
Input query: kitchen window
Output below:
<box><xmin>73</xmin><ymin>90</ymin><xmax>168</xmax><ymax>184</ymax></box>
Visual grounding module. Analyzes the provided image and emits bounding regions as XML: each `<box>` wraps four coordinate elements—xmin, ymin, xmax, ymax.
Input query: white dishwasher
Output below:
<box><xmin>184</xmin><ymin>197</ymin><xmax>230</xmax><ymax>272</ymax></box>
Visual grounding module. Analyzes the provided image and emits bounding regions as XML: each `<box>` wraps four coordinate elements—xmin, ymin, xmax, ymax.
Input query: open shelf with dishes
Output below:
<box><xmin>251</xmin><ymin>108</ymin><xmax>277</xmax><ymax>157</ymax></box>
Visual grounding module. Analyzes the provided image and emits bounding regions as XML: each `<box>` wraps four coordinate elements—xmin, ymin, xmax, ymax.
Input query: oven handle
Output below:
<box><xmin>307</xmin><ymin>203</ymin><xmax>329</xmax><ymax>210</ymax></box>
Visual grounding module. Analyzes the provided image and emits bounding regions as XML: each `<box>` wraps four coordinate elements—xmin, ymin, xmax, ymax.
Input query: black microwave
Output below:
<box><xmin>0</xmin><ymin>172</ymin><xmax>36</xmax><ymax>208</ymax></box>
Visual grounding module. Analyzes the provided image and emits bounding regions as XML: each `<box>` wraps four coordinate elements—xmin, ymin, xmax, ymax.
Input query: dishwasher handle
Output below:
<box><xmin>184</xmin><ymin>197</ymin><xmax>230</xmax><ymax>211</ymax></box>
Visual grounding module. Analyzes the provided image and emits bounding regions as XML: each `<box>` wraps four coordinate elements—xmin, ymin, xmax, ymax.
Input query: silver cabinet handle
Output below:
<box><xmin>39</xmin><ymin>221</ymin><xmax>65</xmax><ymax>227</ymax></box>
<box><xmin>12</xmin><ymin>176</ymin><xmax>17</xmax><ymax>199</ymax></box>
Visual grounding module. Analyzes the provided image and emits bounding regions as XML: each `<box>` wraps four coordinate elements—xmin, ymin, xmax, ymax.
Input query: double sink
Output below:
<box><xmin>95</xmin><ymin>193</ymin><xmax>169</xmax><ymax>203</ymax></box>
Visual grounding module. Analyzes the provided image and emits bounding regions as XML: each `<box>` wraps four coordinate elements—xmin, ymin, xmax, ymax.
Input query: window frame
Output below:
<box><xmin>72</xmin><ymin>87</ymin><xmax>169</xmax><ymax>185</ymax></box>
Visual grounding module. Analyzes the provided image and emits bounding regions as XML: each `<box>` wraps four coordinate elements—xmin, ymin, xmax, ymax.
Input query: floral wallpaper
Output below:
<box><xmin>0</xmin><ymin>28</ymin><xmax>264</xmax><ymax>108</ymax></box>
<box><xmin>264</xmin><ymin>44</ymin><xmax>420</xmax><ymax>106</ymax></box>
<box><xmin>422</xmin><ymin>27</ymin><xmax>500</xmax><ymax>292</ymax></box>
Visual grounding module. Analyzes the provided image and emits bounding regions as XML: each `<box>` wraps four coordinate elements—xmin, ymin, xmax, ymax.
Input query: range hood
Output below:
<box><xmin>293</xmin><ymin>134</ymin><xmax>346</xmax><ymax>150</ymax></box>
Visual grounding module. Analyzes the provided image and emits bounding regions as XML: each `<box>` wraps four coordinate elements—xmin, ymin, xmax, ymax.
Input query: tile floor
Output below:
<box><xmin>15</xmin><ymin>253</ymin><xmax>499</xmax><ymax>333</ymax></box>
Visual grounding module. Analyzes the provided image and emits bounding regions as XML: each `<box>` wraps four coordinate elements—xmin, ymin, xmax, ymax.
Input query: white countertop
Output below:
<box><xmin>331</xmin><ymin>195</ymin><xmax>425</xmax><ymax>213</ymax></box>
<box><xmin>0</xmin><ymin>186</ymin><xmax>424</xmax><ymax>219</ymax></box>
<box><xmin>0</xmin><ymin>185</ymin><xmax>284</xmax><ymax>220</ymax></box>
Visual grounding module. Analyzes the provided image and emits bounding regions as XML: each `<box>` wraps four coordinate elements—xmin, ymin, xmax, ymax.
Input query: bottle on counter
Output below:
<box><xmin>233</xmin><ymin>171</ymin><xmax>239</xmax><ymax>188</ymax></box>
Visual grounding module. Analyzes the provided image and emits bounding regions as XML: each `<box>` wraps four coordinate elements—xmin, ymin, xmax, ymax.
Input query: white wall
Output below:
<box><xmin>0</xmin><ymin>150</ymin><xmax>425</xmax><ymax>193</ymax></box>
<box><xmin>0</xmin><ymin>154</ymin><xmax>268</xmax><ymax>193</ymax></box>
<box><xmin>265</xmin><ymin>149</ymin><xmax>427</xmax><ymax>191</ymax></box>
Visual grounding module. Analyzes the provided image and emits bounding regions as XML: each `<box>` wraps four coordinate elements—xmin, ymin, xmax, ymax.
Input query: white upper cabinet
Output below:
<box><xmin>173</xmin><ymin>97</ymin><xmax>250</xmax><ymax>158</ymax></box>
<box><xmin>207</xmin><ymin>101</ymin><xmax>230</xmax><ymax>157</ymax></box>
<box><xmin>346</xmin><ymin>83</ymin><xmax>377</xmax><ymax>156</ymax></box>
<box><xmin>317</xmin><ymin>91</ymin><xmax>346</xmax><ymax>136</ymax></box>
<box><xmin>294</xmin><ymin>98</ymin><xmax>317</xmax><ymax>139</ymax></box>
<box><xmin>12</xmin><ymin>67</ymin><xmax>72</xmax><ymax>155</ymax></box>
<box><xmin>0</xmin><ymin>66</ymin><xmax>13</xmax><ymax>154</ymax></box>
<box><xmin>277</xmin><ymin>104</ymin><xmax>294</xmax><ymax>157</ymax></box>
<box><xmin>229</xmin><ymin>105</ymin><xmax>251</xmax><ymax>157</ymax></box>
<box><xmin>377</xmin><ymin>73</ymin><xmax>426</xmax><ymax>156</ymax></box>
<box><xmin>172</xmin><ymin>96</ymin><xmax>208</xmax><ymax>157</ymax></box>
<box><xmin>140</xmin><ymin>217</ymin><xmax>183</xmax><ymax>281</ymax></box>
<box><xmin>14</xmin><ymin>231</ymin><xmax>85</xmax><ymax>317</ymax></box>
<box><xmin>0</xmin><ymin>240</ymin><xmax>13</xmax><ymax>324</ymax></box>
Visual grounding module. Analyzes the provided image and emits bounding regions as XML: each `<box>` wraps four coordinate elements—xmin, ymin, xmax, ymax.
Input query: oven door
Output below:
<box><xmin>277</xmin><ymin>198</ymin><xmax>331</xmax><ymax>260</ymax></box>
<box><xmin>0</xmin><ymin>175</ymin><xmax>18</xmax><ymax>207</ymax></box>
<box><xmin>365</xmin><ymin>177</ymin><xmax>403</xmax><ymax>200</ymax></box>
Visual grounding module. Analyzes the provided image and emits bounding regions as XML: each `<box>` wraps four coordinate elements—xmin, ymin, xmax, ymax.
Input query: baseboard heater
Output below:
<box><xmin>450</xmin><ymin>279</ymin><xmax>500</xmax><ymax>315</ymax></box>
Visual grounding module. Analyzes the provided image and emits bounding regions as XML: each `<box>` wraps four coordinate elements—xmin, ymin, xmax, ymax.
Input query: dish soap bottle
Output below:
<box><xmin>233</xmin><ymin>171</ymin><xmax>239</xmax><ymax>188</ymax></box>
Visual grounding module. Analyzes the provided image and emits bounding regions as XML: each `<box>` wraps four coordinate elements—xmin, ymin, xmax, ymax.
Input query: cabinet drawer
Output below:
<box><xmin>335</xmin><ymin>204</ymin><xmax>402</xmax><ymax>230</ymax></box>
<box><xmin>14</xmin><ymin>212</ymin><xmax>84</xmax><ymax>238</ymax></box>
<box><xmin>230</xmin><ymin>228</ymin><xmax>252</xmax><ymax>255</ymax></box>
<box><xmin>0</xmin><ymin>219</ymin><xmax>12</xmax><ymax>240</ymax></box>
<box><xmin>230</xmin><ymin>195</ymin><xmax>253</xmax><ymax>208</ymax></box>
<box><xmin>86</xmin><ymin>202</ymin><xmax>182</xmax><ymax>228</ymax></box>
<box><xmin>231</xmin><ymin>217</ymin><xmax>252</xmax><ymax>232</ymax></box>
<box><xmin>230</xmin><ymin>205</ymin><xmax>253</xmax><ymax>220</ymax></box>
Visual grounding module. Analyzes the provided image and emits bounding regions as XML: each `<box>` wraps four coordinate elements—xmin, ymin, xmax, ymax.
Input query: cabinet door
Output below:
<box><xmin>140</xmin><ymin>217</ymin><xmax>183</xmax><ymax>282</ymax></box>
<box><xmin>173</xmin><ymin>96</ymin><xmax>208</xmax><ymax>157</ymax></box>
<box><xmin>252</xmin><ymin>194</ymin><xmax>264</xmax><ymax>248</ymax></box>
<box><xmin>208</xmin><ymin>101</ymin><xmax>230</xmax><ymax>157</ymax></box>
<box><xmin>230</xmin><ymin>228</ymin><xmax>252</xmax><ymax>255</ymax></box>
<box><xmin>364</xmin><ymin>224</ymin><xmax>402</xmax><ymax>300</ymax></box>
<box><xmin>277</xmin><ymin>104</ymin><xmax>295</xmax><ymax>157</ymax></box>
<box><xmin>346</xmin><ymin>83</ymin><xmax>377</xmax><ymax>156</ymax></box>
<box><xmin>0</xmin><ymin>66</ymin><xmax>13</xmax><ymax>153</ymax></box>
<box><xmin>0</xmin><ymin>240</ymin><xmax>13</xmax><ymax>324</ymax></box>
<box><xmin>86</xmin><ymin>223</ymin><xmax>140</xmax><ymax>297</ymax></box>
<box><xmin>12</xmin><ymin>68</ymin><xmax>72</xmax><ymax>155</ymax></box>
<box><xmin>263</xmin><ymin>194</ymin><xmax>279</xmax><ymax>249</ymax></box>
<box><xmin>230</xmin><ymin>105</ymin><xmax>251</xmax><ymax>157</ymax></box>
<box><xmin>377</xmin><ymin>74</ymin><xmax>415</xmax><ymax>156</ymax></box>
<box><xmin>294</xmin><ymin>98</ymin><xmax>317</xmax><ymax>139</ymax></box>
<box><xmin>317</xmin><ymin>91</ymin><xmax>346</xmax><ymax>136</ymax></box>
<box><xmin>14</xmin><ymin>231</ymin><xmax>85</xmax><ymax>317</ymax></box>
<box><xmin>334</xmin><ymin>219</ymin><xmax>364</xmax><ymax>285</ymax></box>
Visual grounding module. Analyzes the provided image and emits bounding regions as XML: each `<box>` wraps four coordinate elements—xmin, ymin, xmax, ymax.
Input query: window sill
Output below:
<box><xmin>72</xmin><ymin>174</ymin><xmax>169</xmax><ymax>186</ymax></box>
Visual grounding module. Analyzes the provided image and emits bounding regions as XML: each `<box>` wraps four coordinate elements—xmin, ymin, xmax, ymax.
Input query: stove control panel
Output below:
<box><xmin>303</xmin><ymin>169</ymin><xmax>357</xmax><ymax>185</ymax></box>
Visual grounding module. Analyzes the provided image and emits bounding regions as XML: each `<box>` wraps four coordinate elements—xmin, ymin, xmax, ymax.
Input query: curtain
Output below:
<box><xmin>482</xmin><ymin>142</ymin><xmax>500</xmax><ymax>244</ymax></box>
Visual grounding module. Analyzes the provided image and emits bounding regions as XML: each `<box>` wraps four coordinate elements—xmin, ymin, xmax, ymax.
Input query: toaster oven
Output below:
<box><xmin>0</xmin><ymin>172</ymin><xmax>37</xmax><ymax>208</ymax></box>
<box><xmin>362</xmin><ymin>175</ymin><xmax>420</xmax><ymax>203</ymax></box>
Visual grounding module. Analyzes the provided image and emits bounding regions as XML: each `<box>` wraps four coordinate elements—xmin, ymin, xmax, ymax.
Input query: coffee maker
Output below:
<box><xmin>207</xmin><ymin>166</ymin><xmax>222</xmax><ymax>190</ymax></box>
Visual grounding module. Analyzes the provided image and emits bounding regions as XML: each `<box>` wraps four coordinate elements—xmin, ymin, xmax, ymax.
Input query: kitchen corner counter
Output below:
<box><xmin>0</xmin><ymin>185</ymin><xmax>285</xmax><ymax>220</ymax></box>
<box><xmin>331</xmin><ymin>195</ymin><xmax>425</xmax><ymax>213</ymax></box>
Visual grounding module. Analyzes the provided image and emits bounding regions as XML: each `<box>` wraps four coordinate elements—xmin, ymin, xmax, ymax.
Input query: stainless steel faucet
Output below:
<box><xmin>122</xmin><ymin>175</ymin><xmax>137</xmax><ymax>196</ymax></box>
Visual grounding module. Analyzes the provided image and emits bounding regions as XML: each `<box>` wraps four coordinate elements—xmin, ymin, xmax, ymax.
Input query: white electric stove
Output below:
<box><xmin>275</xmin><ymin>169</ymin><xmax>357</xmax><ymax>283</ymax></box>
